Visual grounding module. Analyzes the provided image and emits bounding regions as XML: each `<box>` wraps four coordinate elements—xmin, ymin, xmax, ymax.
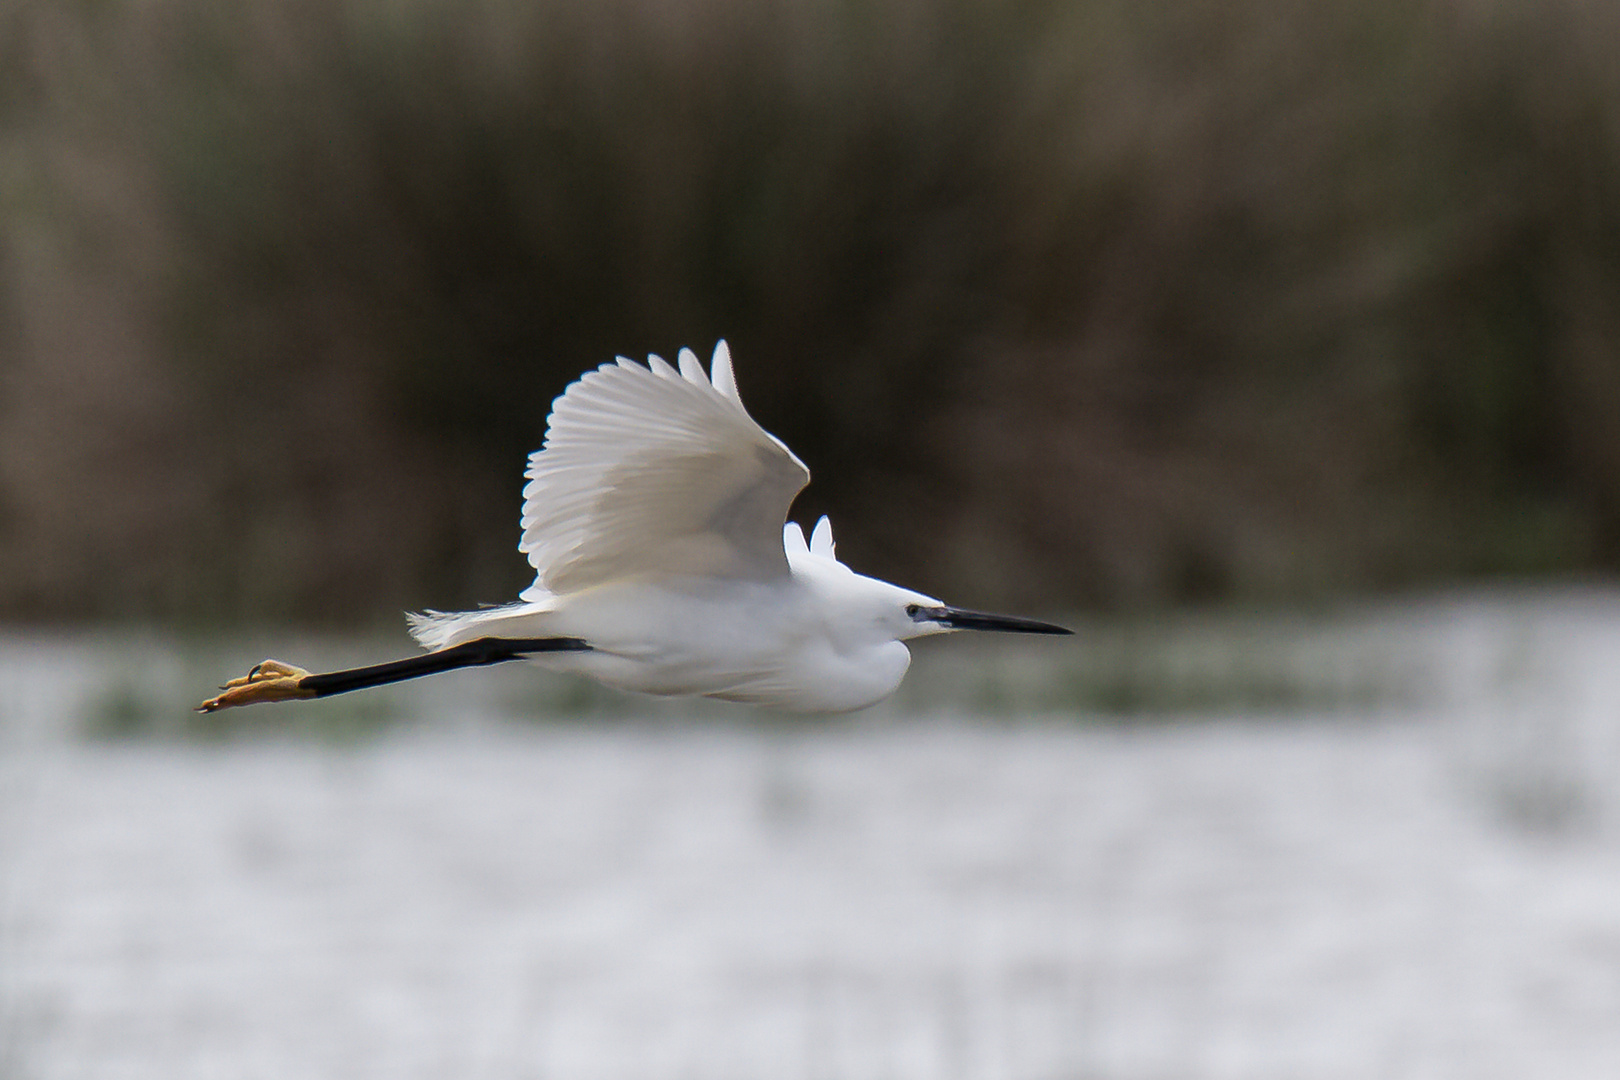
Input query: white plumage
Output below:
<box><xmin>203</xmin><ymin>342</ymin><xmax>1068</xmax><ymax>715</ymax></box>
<box><xmin>516</xmin><ymin>342</ymin><xmax>808</xmax><ymax>596</ymax></box>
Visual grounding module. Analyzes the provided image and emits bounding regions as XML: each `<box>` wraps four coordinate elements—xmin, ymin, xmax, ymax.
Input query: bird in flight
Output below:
<box><xmin>199</xmin><ymin>342</ymin><xmax>1069</xmax><ymax>714</ymax></box>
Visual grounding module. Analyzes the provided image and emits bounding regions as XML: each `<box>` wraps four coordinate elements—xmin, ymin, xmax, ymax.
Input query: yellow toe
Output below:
<box><xmin>197</xmin><ymin>659</ymin><xmax>316</xmax><ymax>712</ymax></box>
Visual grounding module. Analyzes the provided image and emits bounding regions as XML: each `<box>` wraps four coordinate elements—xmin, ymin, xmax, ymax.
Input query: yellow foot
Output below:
<box><xmin>196</xmin><ymin>659</ymin><xmax>317</xmax><ymax>712</ymax></box>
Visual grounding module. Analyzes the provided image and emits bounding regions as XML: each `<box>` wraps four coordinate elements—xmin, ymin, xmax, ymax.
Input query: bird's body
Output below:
<box><xmin>405</xmin><ymin>540</ymin><xmax>931</xmax><ymax>711</ymax></box>
<box><xmin>199</xmin><ymin>343</ymin><xmax>1068</xmax><ymax>714</ymax></box>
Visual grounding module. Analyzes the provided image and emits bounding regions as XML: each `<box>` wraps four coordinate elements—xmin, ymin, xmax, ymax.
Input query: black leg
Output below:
<box><xmin>299</xmin><ymin>637</ymin><xmax>591</xmax><ymax>698</ymax></box>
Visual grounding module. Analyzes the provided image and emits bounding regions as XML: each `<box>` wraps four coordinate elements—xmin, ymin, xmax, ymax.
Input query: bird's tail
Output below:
<box><xmin>406</xmin><ymin>602</ymin><xmax>550</xmax><ymax>651</ymax></box>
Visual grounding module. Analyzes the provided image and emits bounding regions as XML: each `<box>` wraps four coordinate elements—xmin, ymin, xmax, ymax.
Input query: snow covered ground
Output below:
<box><xmin>4</xmin><ymin>591</ymin><xmax>1620</xmax><ymax>1079</ymax></box>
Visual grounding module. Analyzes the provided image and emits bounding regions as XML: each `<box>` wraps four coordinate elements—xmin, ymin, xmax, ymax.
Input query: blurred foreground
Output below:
<box><xmin>5</xmin><ymin>589</ymin><xmax>1620</xmax><ymax>1078</ymax></box>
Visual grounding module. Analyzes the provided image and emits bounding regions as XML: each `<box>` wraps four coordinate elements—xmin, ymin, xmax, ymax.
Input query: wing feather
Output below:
<box><xmin>677</xmin><ymin>347</ymin><xmax>706</xmax><ymax>383</ymax></box>
<box><xmin>809</xmin><ymin>515</ymin><xmax>836</xmax><ymax>559</ymax></box>
<box><xmin>711</xmin><ymin>341</ymin><xmax>740</xmax><ymax>400</ymax></box>
<box><xmin>520</xmin><ymin>342</ymin><xmax>809</xmax><ymax>596</ymax></box>
<box><xmin>783</xmin><ymin>521</ymin><xmax>810</xmax><ymax>556</ymax></box>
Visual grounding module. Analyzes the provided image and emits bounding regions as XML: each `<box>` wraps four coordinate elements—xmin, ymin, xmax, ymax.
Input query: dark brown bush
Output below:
<box><xmin>2</xmin><ymin>0</ymin><xmax>1617</xmax><ymax>624</ymax></box>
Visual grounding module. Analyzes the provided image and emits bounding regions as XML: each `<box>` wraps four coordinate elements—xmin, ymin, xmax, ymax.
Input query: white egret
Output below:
<box><xmin>199</xmin><ymin>342</ymin><xmax>1069</xmax><ymax>714</ymax></box>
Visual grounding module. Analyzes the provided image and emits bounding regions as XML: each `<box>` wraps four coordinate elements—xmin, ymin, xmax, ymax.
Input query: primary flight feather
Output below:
<box><xmin>200</xmin><ymin>342</ymin><xmax>1069</xmax><ymax>714</ymax></box>
<box><xmin>516</xmin><ymin>343</ymin><xmax>807</xmax><ymax>595</ymax></box>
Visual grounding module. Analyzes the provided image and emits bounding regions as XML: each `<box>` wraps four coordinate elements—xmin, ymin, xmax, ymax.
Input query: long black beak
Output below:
<box><xmin>909</xmin><ymin>604</ymin><xmax>1073</xmax><ymax>635</ymax></box>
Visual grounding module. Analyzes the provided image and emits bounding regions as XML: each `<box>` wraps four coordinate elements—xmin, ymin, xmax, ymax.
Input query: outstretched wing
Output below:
<box><xmin>519</xmin><ymin>341</ymin><xmax>809</xmax><ymax>597</ymax></box>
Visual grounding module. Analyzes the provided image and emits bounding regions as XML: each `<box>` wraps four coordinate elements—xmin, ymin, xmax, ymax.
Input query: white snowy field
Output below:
<box><xmin>4</xmin><ymin>590</ymin><xmax>1620</xmax><ymax>1079</ymax></box>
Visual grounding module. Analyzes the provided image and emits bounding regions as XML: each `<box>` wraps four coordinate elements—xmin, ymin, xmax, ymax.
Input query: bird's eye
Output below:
<box><xmin>905</xmin><ymin>604</ymin><xmax>920</xmax><ymax>617</ymax></box>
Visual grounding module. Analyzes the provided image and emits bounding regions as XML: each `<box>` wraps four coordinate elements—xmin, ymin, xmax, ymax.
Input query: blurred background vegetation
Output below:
<box><xmin>2</xmin><ymin>0</ymin><xmax>1618</xmax><ymax>628</ymax></box>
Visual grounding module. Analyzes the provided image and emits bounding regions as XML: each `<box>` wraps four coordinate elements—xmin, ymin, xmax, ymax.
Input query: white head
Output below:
<box><xmin>785</xmin><ymin>517</ymin><xmax>1072</xmax><ymax>646</ymax></box>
